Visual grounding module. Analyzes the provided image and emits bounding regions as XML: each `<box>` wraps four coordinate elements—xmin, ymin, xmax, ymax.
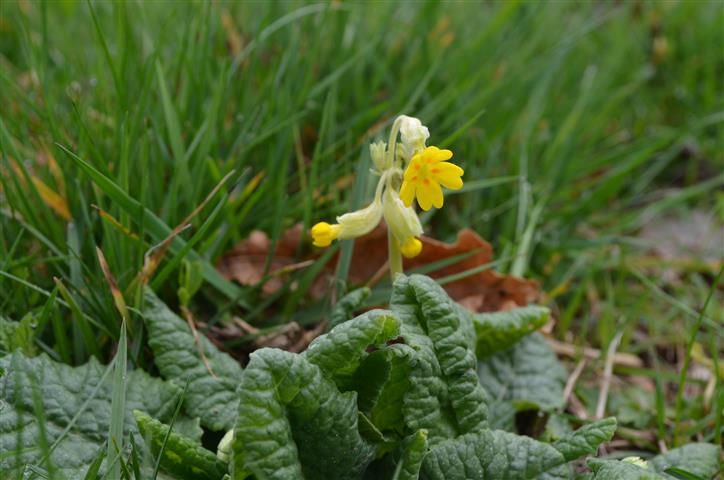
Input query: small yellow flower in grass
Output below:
<box><xmin>399</xmin><ymin>146</ymin><xmax>464</xmax><ymax>211</ymax></box>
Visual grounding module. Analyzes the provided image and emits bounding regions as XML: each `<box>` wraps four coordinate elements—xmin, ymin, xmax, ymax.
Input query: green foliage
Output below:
<box><xmin>0</xmin><ymin>314</ymin><xmax>37</xmax><ymax>356</ymax></box>
<box><xmin>588</xmin><ymin>443</ymin><xmax>721</xmax><ymax>480</ymax></box>
<box><xmin>472</xmin><ymin>306</ymin><xmax>550</xmax><ymax>357</ymax></box>
<box><xmin>233</xmin><ymin>348</ymin><xmax>377</xmax><ymax>480</ymax></box>
<box><xmin>422</xmin><ymin>429</ymin><xmax>566</xmax><ymax>480</ymax></box>
<box><xmin>328</xmin><ymin>287</ymin><xmax>372</xmax><ymax>331</ymax></box>
<box><xmin>392</xmin><ymin>430</ymin><xmax>428</xmax><ymax>480</ymax></box>
<box><xmin>0</xmin><ymin>352</ymin><xmax>180</xmax><ymax>478</ymax></box>
<box><xmin>551</xmin><ymin>418</ymin><xmax>618</xmax><ymax>461</ymax></box>
<box><xmin>134</xmin><ymin>410</ymin><xmax>228</xmax><ymax>480</ymax></box>
<box><xmin>390</xmin><ymin>274</ymin><xmax>487</xmax><ymax>442</ymax></box>
<box><xmin>229</xmin><ymin>275</ymin><xmax>614</xmax><ymax>479</ymax></box>
<box><xmin>477</xmin><ymin>332</ymin><xmax>567</xmax><ymax>412</ymax></box>
<box><xmin>0</xmin><ymin>0</ymin><xmax>721</xmax><ymax>476</ymax></box>
<box><xmin>143</xmin><ymin>289</ymin><xmax>243</xmax><ymax>431</ymax></box>
<box><xmin>1</xmin><ymin>275</ymin><xmax>715</xmax><ymax>479</ymax></box>
<box><xmin>0</xmin><ymin>0</ymin><xmax>720</xmax><ymax>456</ymax></box>
<box><xmin>649</xmin><ymin>443</ymin><xmax>721</xmax><ymax>479</ymax></box>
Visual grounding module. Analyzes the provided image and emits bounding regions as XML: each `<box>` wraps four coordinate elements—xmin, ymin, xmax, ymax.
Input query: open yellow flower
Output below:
<box><xmin>399</xmin><ymin>146</ymin><xmax>464</xmax><ymax>211</ymax></box>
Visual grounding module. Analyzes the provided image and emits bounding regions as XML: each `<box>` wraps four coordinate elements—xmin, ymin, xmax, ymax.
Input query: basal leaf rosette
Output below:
<box><xmin>230</xmin><ymin>274</ymin><xmax>618</xmax><ymax>480</ymax></box>
<box><xmin>231</xmin><ymin>311</ymin><xmax>401</xmax><ymax>480</ymax></box>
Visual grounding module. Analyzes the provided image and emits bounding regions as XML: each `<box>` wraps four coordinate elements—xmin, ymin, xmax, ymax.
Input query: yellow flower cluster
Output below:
<box><xmin>400</xmin><ymin>146</ymin><xmax>464</xmax><ymax>211</ymax></box>
<box><xmin>311</xmin><ymin>115</ymin><xmax>464</xmax><ymax>260</ymax></box>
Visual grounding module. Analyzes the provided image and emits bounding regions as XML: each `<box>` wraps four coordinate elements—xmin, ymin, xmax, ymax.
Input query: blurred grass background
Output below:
<box><xmin>1</xmin><ymin>0</ymin><xmax>722</xmax><ymax>449</ymax></box>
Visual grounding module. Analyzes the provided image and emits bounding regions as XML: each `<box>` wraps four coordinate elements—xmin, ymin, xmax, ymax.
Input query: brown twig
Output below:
<box><xmin>181</xmin><ymin>305</ymin><xmax>216</xmax><ymax>378</ymax></box>
<box><xmin>547</xmin><ymin>337</ymin><xmax>643</xmax><ymax>368</ymax></box>
<box><xmin>563</xmin><ymin>359</ymin><xmax>587</xmax><ymax>404</ymax></box>
<box><xmin>367</xmin><ymin>259</ymin><xmax>390</xmax><ymax>289</ymax></box>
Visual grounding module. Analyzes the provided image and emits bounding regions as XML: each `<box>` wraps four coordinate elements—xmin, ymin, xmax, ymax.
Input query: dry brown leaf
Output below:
<box><xmin>220</xmin><ymin>224</ymin><xmax>539</xmax><ymax>313</ymax></box>
<box><xmin>217</xmin><ymin>225</ymin><xmax>303</xmax><ymax>295</ymax></box>
<box><xmin>334</xmin><ymin>225</ymin><xmax>539</xmax><ymax>312</ymax></box>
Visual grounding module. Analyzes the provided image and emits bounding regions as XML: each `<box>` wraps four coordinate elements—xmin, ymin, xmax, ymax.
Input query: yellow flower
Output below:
<box><xmin>399</xmin><ymin>146</ymin><xmax>464</xmax><ymax>211</ymax></box>
<box><xmin>311</xmin><ymin>222</ymin><xmax>340</xmax><ymax>247</ymax></box>
<box><xmin>400</xmin><ymin>237</ymin><xmax>422</xmax><ymax>258</ymax></box>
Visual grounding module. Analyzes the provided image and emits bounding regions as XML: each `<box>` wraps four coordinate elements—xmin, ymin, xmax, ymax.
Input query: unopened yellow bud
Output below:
<box><xmin>311</xmin><ymin>222</ymin><xmax>340</xmax><ymax>247</ymax></box>
<box><xmin>400</xmin><ymin>237</ymin><xmax>422</xmax><ymax>258</ymax></box>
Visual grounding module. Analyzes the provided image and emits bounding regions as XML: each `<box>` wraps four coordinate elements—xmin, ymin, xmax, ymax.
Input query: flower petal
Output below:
<box><xmin>432</xmin><ymin>162</ymin><xmax>464</xmax><ymax>190</ymax></box>
<box><xmin>425</xmin><ymin>146</ymin><xmax>453</xmax><ymax>163</ymax></box>
<box><xmin>399</xmin><ymin>180</ymin><xmax>415</xmax><ymax>208</ymax></box>
<box><xmin>417</xmin><ymin>179</ymin><xmax>443</xmax><ymax>210</ymax></box>
<box><xmin>416</xmin><ymin>183</ymin><xmax>432</xmax><ymax>210</ymax></box>
<box><xmin>404</xmin><ymin>156</ymin><xmax>422</xmax><ymax>180</ymax></box>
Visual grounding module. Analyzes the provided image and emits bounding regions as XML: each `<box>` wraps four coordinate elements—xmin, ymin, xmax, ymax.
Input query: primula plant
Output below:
<box><xmin>0</xmin><ymin>118</ymin><xmax>720</xmax><ymax>480</ymax></box>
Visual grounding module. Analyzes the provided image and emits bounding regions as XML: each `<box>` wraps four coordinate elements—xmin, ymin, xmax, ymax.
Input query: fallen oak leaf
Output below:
<box><xmin>221</xmin><ymin>223</ymin><xmax>539</xmax><ymax>313</ymax></box>
<box><xmin>314</xmin><ymin>225</ymin><xmax>539</xmax><ymax>312</ymax></box>
<box><xmin>217</xmin><ymin>225</ymin><xmax>304</xmax><ymax>295</ymax></box>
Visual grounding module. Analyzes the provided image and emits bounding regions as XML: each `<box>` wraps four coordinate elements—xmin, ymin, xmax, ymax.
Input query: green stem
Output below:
<box><xmin>388</xmin><ymin>228</ymin><xmax>403</xmax><ymax>281</ymax></box>
<box><xmin>386</xmin><ymin>116</ymin><xmax>403</xmax><ymax>169</ymax></box>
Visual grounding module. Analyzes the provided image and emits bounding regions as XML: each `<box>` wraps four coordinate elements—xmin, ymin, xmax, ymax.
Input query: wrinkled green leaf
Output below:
<box><xmin>552</xmin><ymin>418</ymin><xmax>617</xmax><ymax>461</ymax></box>
<box><xmin>422</xmin><ymin>429</ymin><xmax>566</xmax><ymax>480</ymax></box>
<box><xmin>587</xmin><ymin>458</ymin><xmax>666</xmax><ymax>479</ymax></box>
<box><xmin>472</xmin><ymin>306</ymin><xmax>550</xmax><ymax>358</ymax></box>
<box><xmin>143</xmin><ymin>290</ymin><xmax>243</xmax><ymax>431</ymax></box>
<box><xmin>232</xmin><ymin>348</ymin><xmax>375</xmax><ymax>480</ymax></box>
<box><xmin>328</xmin><ymin>287</ymin><xmax>371</xmax><ymax>330</ymax></box>
<box><xmin>477</xmin><ymin>333</ymin><xmax>567</xmax><ymax>411</ymax></box>
<box><xmin>650</xmin><ymin>443</ymin><xmax>720</xmax><ymax>479</ymax></box>
<box><xmin>587</xmin><ymin>443</ymin><xmax>721</xmax><ymax>480</ymax></box>
<box><xmin>0</xmin><ymin>352</ymin><xmax>180</xmax><ymax>478</ymax></box>
<box><xmin>304</xmin><ymin>309</ymin><xmax>399</xmax><ymax>383</ymax></box>
<box><xmin>365</xmin><ymin>345</ymin><xmax>412</xmax><ymax>433</ymax></box>
<box><xmin>391</xmin><ymin>274</ymin><xmax>488</xmax><ymax>443</ymax></box>
<box><xmin>134</xmin><ymin>410</ymin><xmax>227</xmax><ymax>480</ymax></box>
<box><xmin>392</xmin><ymin>429</ymin><xmax>428</xmax><ymax>480</ymax></box>
<box><xmin>173</xmin><ymin>415</ymin><xmax>204</xmax><ymax>444</ymax></box>
<box><xmin>535</xmin><ymin>464</ymin><xmax>572</xmax><ymax>480</ymax></box>
<box><xmin>486</xmin><ymin>400</ymin><xmax>517</xmax><ymax>432</ymax></box>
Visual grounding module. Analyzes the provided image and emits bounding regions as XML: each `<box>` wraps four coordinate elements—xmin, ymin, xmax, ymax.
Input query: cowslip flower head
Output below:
<box><xmin>399</xmin><ymin>146</ymin><xmax>464</xmax><ymax>211</ymax></box>
<box><xmin>311</xmin><ymin>114</ymin><xmax>462</xmax><ymax>262</ymax></box>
